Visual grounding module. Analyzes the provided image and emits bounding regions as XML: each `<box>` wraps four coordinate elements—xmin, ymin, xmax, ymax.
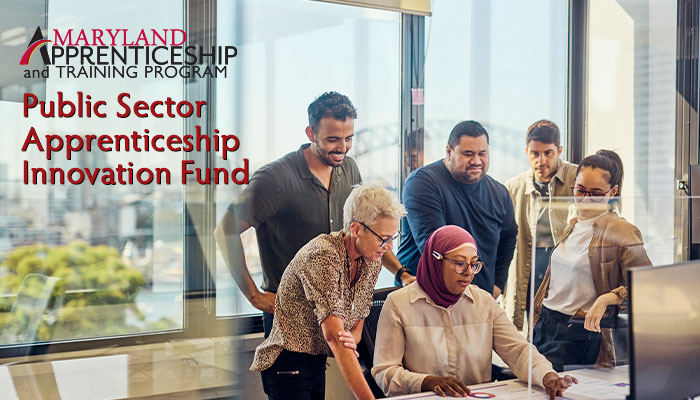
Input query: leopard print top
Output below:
<box><xmin>251</xmin><ymin>231</ymin><xmax>381</xmax><ymax>372</ymax></box>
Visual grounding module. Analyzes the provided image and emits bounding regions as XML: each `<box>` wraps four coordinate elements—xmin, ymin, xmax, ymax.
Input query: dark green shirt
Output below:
<box><xmin>231</xmin><ymin>144</ymin><xmax>362</xmax><ymax>292</ymax></box>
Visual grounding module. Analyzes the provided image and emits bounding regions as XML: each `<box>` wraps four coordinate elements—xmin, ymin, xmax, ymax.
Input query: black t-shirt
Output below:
<box><xmin>231</xmin><ymin>144</ymin><xmax>362</xmax><ymax>292</ymax></box>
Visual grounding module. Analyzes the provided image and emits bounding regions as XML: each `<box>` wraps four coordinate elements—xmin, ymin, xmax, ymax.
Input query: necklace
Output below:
<box><xmin>346</xmin><ymin>253</ymin><xmax>361</xmax><ymax>312</ymax></box>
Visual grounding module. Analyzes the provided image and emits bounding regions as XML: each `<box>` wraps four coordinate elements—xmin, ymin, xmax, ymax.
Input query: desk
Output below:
<box><xmin>0</xmin><ymin>337</ymin><xmax>238</xmax><ymax>399</ymax></box>
<box><xmin>388</xmin><ymin>365</ymin><xmax>629</xmax><ymax>400</ymax></box>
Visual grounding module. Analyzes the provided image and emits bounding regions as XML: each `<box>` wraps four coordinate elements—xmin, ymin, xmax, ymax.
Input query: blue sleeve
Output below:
<box><xmin>495</xmin><ymin>189</ymin><xmax>518</xmax><ymax>291</ymax></box>
<box><xmin>402</xmin><ymin>170</ymin><xmax>446</xmax><ymax>255</ymax></box>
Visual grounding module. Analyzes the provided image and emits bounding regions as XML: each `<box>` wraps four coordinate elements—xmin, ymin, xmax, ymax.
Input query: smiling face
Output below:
<box><xmin>306</xmin><ymin>116</ymin><xmax>354</xmax><ymax>167</ymax></box>
<box><xmin>527</xmin><ymin>140</ymin><xmax>562</xmax><ymax>183</ymax></box>
<box><xmin>441</xmin><ymin>245</ymin><xmax>479</xmax><ymax>295</ymax></box>
<box><xmin>573</xmin><ymin>167</ymin><xmax>619</xmax><ymax>219</ymax></box>
<box><xmin>350</xmin><ymin>217</ymin><xmax>399</xmax><ymax>262</ymax></box>
<box><xmin>445</xmin><ymin>135</ymin><xmax>490</xmax><ymax>184</ymax></box>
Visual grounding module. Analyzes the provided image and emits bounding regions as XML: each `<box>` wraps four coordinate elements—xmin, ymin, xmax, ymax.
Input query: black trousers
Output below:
<box><xmin>263</xmin><ymin>312</ymin><xmax>274</xmax><ymax>338</ymax></box>
<box><xmin>534</xmin><ymin>306</ymin><xmax>602</xmax><ymax>372</ymax></box>
<box><xmin>261</xmin><ymin>350</ymin><xmax>328</xmax><ymax>400</ymax></box>
<box><xmin>526</xmin><ymin>247</ymin><xmax>553</xmax><ymax>312</ymax></box>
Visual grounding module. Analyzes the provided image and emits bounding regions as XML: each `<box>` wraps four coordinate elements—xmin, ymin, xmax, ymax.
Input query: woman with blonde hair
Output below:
<box><xmin>252</xmin><ymin>184</ymin><xmax>405</xmax><ymax>400</ymax></box>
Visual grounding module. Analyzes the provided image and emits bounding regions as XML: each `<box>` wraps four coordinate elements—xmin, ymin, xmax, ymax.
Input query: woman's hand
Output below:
<box><xmin>543</xmin><ymin>372</ymin><xmax>578</xmax><ymax>400</ymax></box>
<box><xmin>421</xmin><ymin>376</ymin><xmax>470</xmax><ymax>397</ymax></box>
<box><xmin>584</xmin><ymin>293</ymin><xmax>619</xmax><ymax>332</ymax></box>
<box><xmin>337</xmin><ymin>330</ymin><xmax>360</xmax><ymax>358</ymax></box>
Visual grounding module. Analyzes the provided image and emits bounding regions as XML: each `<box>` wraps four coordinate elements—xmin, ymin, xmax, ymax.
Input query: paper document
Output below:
<box><xmin>387</xmin><ymin>367</ymin><xmax>629</xmax><ymax>400</ymax></box>
<box><xmin>388</xmin><ymin>380</ymin><xmax>577</xmax><ymax>400</ymax></box>
<box><xmin>563</xmin><ymin>370</ymin><xmax>629</xmax><ymax>400</ymax></box>
<box><xmin>387</xmin><ymin>373</ymin><xmax>629</xmax><ymax>400</ymax></box>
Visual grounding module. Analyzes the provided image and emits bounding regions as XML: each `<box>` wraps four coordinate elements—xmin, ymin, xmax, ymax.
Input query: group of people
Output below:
<box><xmin>214</xmin><ymin>91</ymin><xmax>652</xmax><ymax>400</ymax></box>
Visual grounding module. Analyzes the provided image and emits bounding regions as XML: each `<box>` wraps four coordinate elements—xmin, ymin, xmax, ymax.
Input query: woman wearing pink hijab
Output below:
<box><xmin>371</xmin><ymin>225</ymin><xmax>577</xmax><ymax>399</ymax></box>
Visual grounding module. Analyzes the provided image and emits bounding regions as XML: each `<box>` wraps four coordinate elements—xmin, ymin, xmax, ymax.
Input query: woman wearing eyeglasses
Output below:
<box><xmin>372</xmin><ymin>225</ymin><xmax>577</xmax><ymax>399</ymax></box>
<box><xmin>251</xmin><ymin>185</ymin><xmax>405</xmax><ymax>400</ymax></box>
<box><xmin>532</xmin><ymin>150</ymin><xmax>652</xmax><ymax>371</ymax></box>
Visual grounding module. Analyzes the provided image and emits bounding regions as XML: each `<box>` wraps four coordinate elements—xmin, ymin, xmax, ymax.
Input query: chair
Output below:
<box><xmin>357</xmin><ymin>286</ymin><xmax>399</xmax><ymax>398</ymax></box>
<box><xmin>491</xmin><ymin>364</ymin><xmax>516</xmax><ymax>382</ymax></box>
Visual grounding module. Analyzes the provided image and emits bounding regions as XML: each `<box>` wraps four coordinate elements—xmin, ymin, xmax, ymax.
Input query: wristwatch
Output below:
<box><xmin>395</xmin><ymin>266</ymin><xmax>410</xmax><ymax>283</ymax></box>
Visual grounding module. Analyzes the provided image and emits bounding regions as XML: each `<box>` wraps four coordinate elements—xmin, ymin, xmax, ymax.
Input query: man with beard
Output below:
<box><xmin>503</xmin><ymin>120</ymin><xmax>578</xmax><ymax>330</ymax></box>
<box><xmin>215</xmin><ymin>91</ymin><xmax>412</xmax><ymax>337</ymax></box>
<box><xmin>396</xmin><ymin>120</ymin><xmax>517</xmax><ymax>298</ymax></box>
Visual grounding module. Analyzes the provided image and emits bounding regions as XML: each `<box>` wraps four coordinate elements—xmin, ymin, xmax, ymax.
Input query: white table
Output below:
<box><xmin>387</xmin><ymin>365</ymin><xmax>630</xmax><ymax>400</ymax></box>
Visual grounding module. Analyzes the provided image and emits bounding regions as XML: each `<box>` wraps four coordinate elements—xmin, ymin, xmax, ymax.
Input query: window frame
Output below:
<box><xmin>3</xmin><ymin>0</ymin><xmax>698</xmax><ymax>358</ymax></box>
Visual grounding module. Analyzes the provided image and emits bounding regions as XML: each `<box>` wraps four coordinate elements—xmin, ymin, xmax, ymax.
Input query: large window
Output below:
<box><xmin>213</xmin><ymin>0</ymin><xmax>401</xmax><ymax>317</ymax></box>
<box><xmin>586</xmin><ymin>0</ymin><xmax>677</xmax><ymax>264</ymax></box>
<box><xmin>0</xmin><ymin>0</ymin><xmax>692</xmax><ymax>357</ymax></box>
<box><xmin>0</xmin><ymin>0</ymin><xmax>185</xmax><ymax>347</ymax></box>
<box><xmin>423</xmin><ymin>0</ymin><xmax>569</xmax><ymax>183</ymax></box>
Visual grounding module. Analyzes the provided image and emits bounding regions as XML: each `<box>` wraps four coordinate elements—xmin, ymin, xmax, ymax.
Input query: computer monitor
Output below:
<box><xmin>628</xmin><ymin>261</ymin><xmax>700</xmax><ymax>400</ymax></box>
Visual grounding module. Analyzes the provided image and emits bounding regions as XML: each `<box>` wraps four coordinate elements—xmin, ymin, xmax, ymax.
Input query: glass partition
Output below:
<box><xmin>424</xmin><ymin>0</ymin><xmax>569</xmax><ymax>183</ymax></box>
<box><xmin>586</xmin><ymin>0</ymin><xmax>677</xmax><ymax>263</ymax></box>
<box><xmin>521</xmin><ymin>195</ymin><xmax>694</xmax><ymax>399</ymax></box>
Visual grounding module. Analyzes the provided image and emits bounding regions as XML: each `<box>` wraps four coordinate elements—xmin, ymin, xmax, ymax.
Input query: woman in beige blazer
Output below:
<box><xmin>532</xmin><ymin>150</ymin><xmax>652</xmax><ymax>370</ymax></box>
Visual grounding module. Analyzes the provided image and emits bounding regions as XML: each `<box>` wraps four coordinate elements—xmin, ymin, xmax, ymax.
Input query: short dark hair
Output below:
<box><xmin>307</xmin><ymin>91</ymin><xmax>357</xmax><ymax>133</ymax></box>
<box><xmin>526</xmin><ymin>120</ymin><xmax>561</xmax><ymax>147</ymax></box>
<box><xmin>447</xmin><ymin>120</ymin><xmax>489</xmax><ymax>148</ymax></box>
<box><xmin>577</xmin><ymin>149</ymin><xmax>624</xmax><ymax>197</ymax></box>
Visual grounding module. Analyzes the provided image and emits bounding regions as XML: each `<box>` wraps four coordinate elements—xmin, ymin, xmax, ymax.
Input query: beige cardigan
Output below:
<box><xmin>504</xmin><ymin>159</ymin><xmax>578</xmax><ymax>329</ymax></box>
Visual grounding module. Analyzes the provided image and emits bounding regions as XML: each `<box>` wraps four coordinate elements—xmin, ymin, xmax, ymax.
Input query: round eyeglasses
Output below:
<box><xmin>431</xmin><ymin>250</ymin><xmax>483</xmax><ymax>274</ymax></box>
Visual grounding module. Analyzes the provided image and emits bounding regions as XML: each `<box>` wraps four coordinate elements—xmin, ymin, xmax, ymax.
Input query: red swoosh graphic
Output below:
<box><xmin>20</xmin><ymin>39</ymin><xmax>52</xmax><ymax>65</ymax></box>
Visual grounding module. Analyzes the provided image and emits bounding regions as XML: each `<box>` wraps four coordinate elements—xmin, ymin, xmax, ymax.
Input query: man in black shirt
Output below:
<box><xmin>215</xmin><ymin>92</ymin><xmax>409</xmax><ymax>337</ymax></box>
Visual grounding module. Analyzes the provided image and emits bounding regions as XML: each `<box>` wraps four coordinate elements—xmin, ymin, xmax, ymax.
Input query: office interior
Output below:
<box><xmin>0</xmin><ymin>0</ymin><xmax>699</xmax><ymax>399</ymax></box>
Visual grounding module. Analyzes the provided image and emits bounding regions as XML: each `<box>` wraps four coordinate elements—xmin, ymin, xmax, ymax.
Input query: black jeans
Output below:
<box><xmin>534</xmin><ymin>306</ymin><xmax>602</xmax><ymax>372</ymax></box>
<box><xmin>261</xmin><ymin>350</ymin><xmax>328</xmax><ymax>400</ymax></box>
<box><xmin>526</xmin><ymin>247</ymin><xmax>552</xmax><ymax>312</ymax></box>
<box><xmin>263</xmin><ymin>312</ymin><xmax>274</xmax><ymax>338</ymax></box>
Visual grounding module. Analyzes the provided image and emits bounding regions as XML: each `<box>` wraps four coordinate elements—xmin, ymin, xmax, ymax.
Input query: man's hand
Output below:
<box><xmin>543</xmin><ymin>372</ymin><xmax>578</xmax><ymax>400</ymax></box>
<box><xmin>584</xmin><ymin>293</ymin><xmax>618</xmax><ymax>332</ymax></box>
<box><xmin>400</xmin><ymin>272</ymin><xmax>416</xmax><ymax>286</ymax></box>
<box><xmin>493</xmin><ymin>286</ymin><xmax>502</xmax><ymax>299</ymax></box>
<box><xmin>249</xmin><ymin>290</ymin><xmax>275</xmax><ymax>314</ymax></box>
<box><xmin>337</xmin><ymin>330</ymin><xmax>360</xmax><ymax>358</ymax></box>
<box><xmin>421</xmin><ymin>376</ymin><xmax>470</xmax><ymax>397</ymax></box>
<box><xmin>321</xmin><ymin>316</ymin><xmax>375</xmax><ymax>400</ymax></box>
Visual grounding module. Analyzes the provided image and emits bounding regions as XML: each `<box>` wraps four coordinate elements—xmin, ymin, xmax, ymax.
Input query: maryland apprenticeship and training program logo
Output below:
<box><xmin>19</xmin><ymin>26</ymin><xmax>237</xmax><ymax>79</ymax></box>
<box><xmin>20</xmin><ymin>27</ymin><xmax>52</xmax><ymax>66</ymax></box>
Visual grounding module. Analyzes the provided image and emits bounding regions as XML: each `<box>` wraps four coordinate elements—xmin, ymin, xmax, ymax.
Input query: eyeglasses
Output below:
<box><xmin>571</xmin><ymin>185</ymin><xmax>614</xmax><ymax>199</ymax></box>
<box><xmin>359</xmin><ymin>222</ymin><xmax>399</xmax><ymax>247</ymax></box>
<box><xmin>431</xmin><ymin>251</ymin><xmax>483</xmax><ymax>274</ymax></box>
